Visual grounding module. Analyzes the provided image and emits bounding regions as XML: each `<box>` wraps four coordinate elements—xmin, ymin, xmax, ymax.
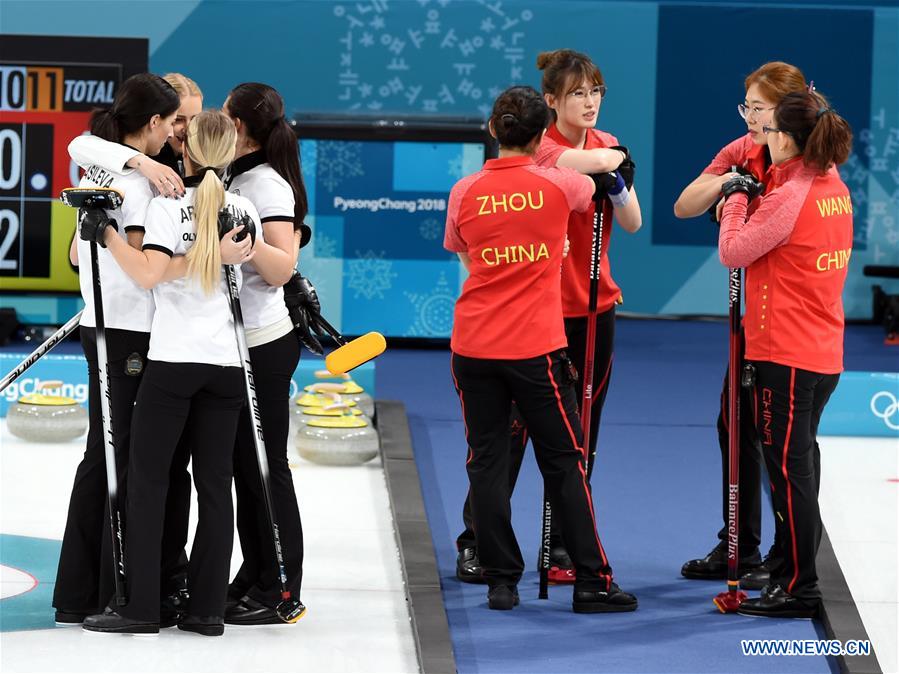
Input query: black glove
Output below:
<box><xmin>617</xmin><ymin>158</ymin><xmax>635</xmax><ymax>190</ymax></box>
<box><xmin>721</xmin><ymin>174</ymin><xmax>764</xmax><ymax>201</ymax></box>
<box><xmin>79</xmin><ymin>209</ymin><xmax>118</xmax><ymax>248</ymax></box>
<box><xmin>590</xmin><ymin>170</ymin><xmax>627</xmax><ymax>207</ymax></box>
<box><xmin>218</xmin><ymin>211</ymin><xmax>257</xmax><ymax>246</ymax></box>
<box><xmin>283</xmin><ymin>272</ymin><xmax>324</xmax><ymax>355</ymax></box>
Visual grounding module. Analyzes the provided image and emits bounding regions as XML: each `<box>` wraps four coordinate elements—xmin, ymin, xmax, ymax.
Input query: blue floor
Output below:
<box><xmin>375</xmin><ymin>320</ymin><xmax>894</xmax><ymax>674</ymax></box>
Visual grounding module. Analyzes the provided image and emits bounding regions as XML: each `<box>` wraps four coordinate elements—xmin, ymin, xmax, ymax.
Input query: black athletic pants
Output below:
<box><xmin>457</xmin><ymin>308</ymin><xmax>615</xmax><ymax>551</ymax></box>
<box><xmin>121</xmin><ymin>361</ymin><xmax>244</xmax><ymax>621</ymax></box>
<box><xmin>53</xmin><ymin>328</ymin><xmax>190</xmax><ymax>613</ymax></box>
<box><xmin>228</xmin><ymin>331</ymin><xmax>304</xmax><ymax>607</ymax></box>
<box><xmin>451</xmin><ymin>350</ymin><xmax>613</xmax><ymax>591</ymax></box>
<box><xmin>751</xmin><ymin>361</ymin><xmax>838</xmax><ymax>602</ymax></box>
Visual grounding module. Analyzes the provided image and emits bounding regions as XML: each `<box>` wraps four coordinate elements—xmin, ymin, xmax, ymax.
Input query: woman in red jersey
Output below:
<box><xmin>675</xmin><ymin>62</ymin><xmax>810</xmax><ymax>590</ymax></box>
<box><xmin>445</xmin><ymin>85</ymin><xmax>637</xmax><ymax>613</ymax></box>
<box><xmin>532</xmin><ymin>48</ymin><xmax>642</xmax><ymax>577</ymax></box>
<box><xmin>715</xmin><ymin>91</ymin><xmax>853</xmax><ymax>619</ymax></box>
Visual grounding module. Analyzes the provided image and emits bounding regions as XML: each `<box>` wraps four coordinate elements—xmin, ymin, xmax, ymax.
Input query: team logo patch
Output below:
<box><xmin>124</xmin><ymin>352</ymin><xmax>144</xmax><ymax>376</ymax></box>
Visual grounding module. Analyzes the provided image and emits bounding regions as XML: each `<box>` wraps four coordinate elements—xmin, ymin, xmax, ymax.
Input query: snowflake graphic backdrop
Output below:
<box><xmin>405</xmin><ymin>272</ymin><xmax>456</xmax><ymax>337</ymax></box>
<box><xmin>314</xmin><ymin>233</ymin><xmax>339</xmax><ymax>258</ymax></box>
<box><xmin>346</xmin><ymin>250</ymin><xmax>397</xmax><ymax>300</ymax></box>
<box><xmin>419</xmin><ymin>218</ymin><xmax>442</xmax><ymax>241</ymax></box>
<box><xmin>317</xmin><ymin>141</ymin><xmax>365</xmax><ymax>192</ymax></box>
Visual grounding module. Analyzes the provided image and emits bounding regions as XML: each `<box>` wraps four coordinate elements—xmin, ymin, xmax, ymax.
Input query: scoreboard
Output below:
<box><xmin>0</xmin><ymin>35</ymin><xmax>147</xmax><ymax>292</ymax></box>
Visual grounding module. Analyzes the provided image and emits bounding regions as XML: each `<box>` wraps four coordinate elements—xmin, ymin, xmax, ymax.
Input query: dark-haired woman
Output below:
<box><xmin>221</xmin><ymin>82</ymin><xmax>310</xmax><ymax>625</ymax></box>
<box><xmin>674</xmin><ymin>62</ymin><xmax>810</xmax><ymax>589</ymax></box>
<box><xmin>530</xmin><ymin>48</ymin><xmax>642</xmax><ymax>580</ymax></box>
<box><xmin>716</xmin><ymin>91</ymin><xmax>853</xmax><ymax>619</ymax></box>
<box><xmin>54</xmin><ymin>73</ymin><xmax>180</xmax><ymax>624</ymax></box>
<box><xmin>83</xmin><ymin>110</ymin><xmax>258</xmax><ymax>635</ymax></box>
<box><xmin>446</xmin><ymin>85</ymin><xmax>637</xmax><ymax>613</ymax></box>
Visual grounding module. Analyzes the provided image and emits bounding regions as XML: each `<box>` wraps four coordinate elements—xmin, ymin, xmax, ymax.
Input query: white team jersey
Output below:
<box><xmin>227</xmin><ymin>153</ymin><xmax>293</xmax><ymax>332</ymax></box>
<box><xmin>69</xmin><ymin>134</ymin><xmax>140</xmax><ymax>172</ymax></box>
<box><xmin>75</xmin><ymin>166</ymin><xmax>155</xmax><ymax>331</ymax></box>
<box><xmin>141</xmin><ymin>186</ymin><xmax>261</xmax><ymax>366</ymax></box>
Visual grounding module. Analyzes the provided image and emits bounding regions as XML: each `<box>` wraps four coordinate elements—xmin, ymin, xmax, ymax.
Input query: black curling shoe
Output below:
<box><xmin>456</xmin><ymin>546</ymin><xmax>486</xmax><ymax>584</ymax></box>
<box><xmin>225</xmin><ymin>596</ymin><xmax>283</xmax><ymax>625</ymax></box>
<box><xmin>178</xmin><ymin>615</ymin><xmax>225</xmax><ymax>636</ymax></box>
<box><xmin>681</xmin><ymin>541</ymin><xmax>761</xmax><ymax>579</ymax></box>
<box><xmin>740</xmin><ymin>547</ymin><xmax>782</xmax><ymax>591</ymax></box>
<box><xmin>737</xmin><ymin>584</ymin><xmax>820</xmax><ymax>620</ymax></box>
<box><xmin>487</xmin><ymin>585</ymin><xmax>519</xmax><ymax>610</ymax></box>
<box><xmin>82</xmin><ymin>607</ymin><xmax>159</xmax><ymax>634</ymax></box>
<box><xmin>55</xmin><ymin>609</ymin><xmax>90</xmax><ymax>625</ymax></box>
<box><xmin>159</xmin><ymin>588</ymin><xmax>190</xmax><ymax>628</ymax></box>
<box><xmin>572</xmin><ymin>583</ymin><xmax>638</xmax><ymax>613</ymax></box>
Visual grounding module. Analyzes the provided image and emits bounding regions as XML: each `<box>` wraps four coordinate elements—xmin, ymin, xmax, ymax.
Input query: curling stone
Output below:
<box><xmin>292</xmin><ymin>391</ymin><xmax>359</xmax><ymax>423</ymax></box>
<box><xmin>7</xmin><ymin>380</ymin><xmax>88</xmax><ymax>443</ymax></box>
<box><xmin>295</xmin><ymin>404</ymin><xmax>379</xmax><ymax>465</ymax></box>
<box><xmin>307</xmin><ymin>377</ymin><xmax>374</xmax><ymax>417</ymax></box>
<box><xmin>294</xmin><ymin>402</ymin><xmax>365</xmax><ymax>428</ymax></box>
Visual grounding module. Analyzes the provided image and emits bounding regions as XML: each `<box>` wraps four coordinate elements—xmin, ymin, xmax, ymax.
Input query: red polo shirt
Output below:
<box><xmin>534</xmin><ymin>124</ymin><xmax>622</xmax><ymax>316</ymax></box>
<box><xmin>444</xmin><ymin>155</ymin><xmax>593</xmax><ymax>359</ymax></box>
<box><xmin>703</xmin><ymin>133</ymin><xmax>769</xmax><ymax>183</ymax></box>
<box><xmin>719</xmin><ymin>157</ymin><xmax>853</xmax><ymax>374</ymax></box>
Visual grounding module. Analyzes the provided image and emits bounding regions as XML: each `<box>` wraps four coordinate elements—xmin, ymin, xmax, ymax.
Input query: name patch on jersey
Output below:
<box><xmin>815</xmin><ymin>195</ymin><xmax>852</xmax><ymax>218</ymax></box>
<box><xmin>475</xmin><ymin>190</ymin><xmax>544</xmax><ymax>216</ymax></box>
<box><xmin>481</xmin><ymin>242</ymin><xmax>550</xmax><ymax>267</ymax></box>
<box><xmin>84</xmin><ymin>165</ymin><xmax>115</xmax><ymax>188</ymax></box>
<box><xmin>816</xmin><ymin>248</ymin><xmax>851</xmax><ymax>272</ymax></box>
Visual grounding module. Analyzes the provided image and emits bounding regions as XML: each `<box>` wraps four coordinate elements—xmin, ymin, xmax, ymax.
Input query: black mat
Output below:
<box><xmin>377</xmin><ymin>400</ymin><xmax>457</xmax><ymax>674</ymax></box>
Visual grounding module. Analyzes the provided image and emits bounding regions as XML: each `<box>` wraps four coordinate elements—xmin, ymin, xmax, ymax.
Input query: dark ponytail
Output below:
<box><xmin>490</xmin><ymin>86</ymin><xmax>549</xmax><ymax>150</ymax></box>
<box><xmin>90</xmin><ymin>73</ymin><xmax>179</xmax><ymax>143</ymax></box>
<box><xmin>226</xmin><ymin>83</ymin><xmax>308</xmax><ymax>230</ymax></box>
<box><xmin>773</xmin><ymin>91</ymin><xmax>853</xmax><ymax>172</ymax></box>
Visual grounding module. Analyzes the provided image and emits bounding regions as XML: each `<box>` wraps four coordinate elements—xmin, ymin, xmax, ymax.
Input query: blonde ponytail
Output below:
<box><xmin>188</xmin><ymin>170</ymin><xmax>225</xmax><ymax>294</ymax></box>
<box><xmin>183</xmin><ymin>110</ymin><xmax>237</xmax><ymax>294</ymax></box>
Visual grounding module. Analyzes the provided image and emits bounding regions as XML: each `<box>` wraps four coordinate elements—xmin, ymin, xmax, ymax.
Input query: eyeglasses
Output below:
<box><xmin>738</xmin><ymin>103</ymin><xmax>776</xmax><ymax>120</ymax></box>
<box><xmin>568</xmin><ymin>85</ymin><xmax>607</xmax><ymax>101</ymax></box>
<box><xmin>761</xmin><ymin>125</ymin><xmax>784</xmax><ymax>134</ymax></box>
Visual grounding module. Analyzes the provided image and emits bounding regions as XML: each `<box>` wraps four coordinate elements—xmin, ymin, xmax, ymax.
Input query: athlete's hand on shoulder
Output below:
<box><xmin>131</xmin><ymin>154</ymin><xmax>184</xmax><ymax>198</ymax></box>
<box><xmin>563</xmin><ymin>236</ymin><xmax>570</xmax><ymax>259</ymax></box>
<box><xmin>220</xmin><ymin>225</ymin><xmax>255</xmax><ymax>264</ymax></box>
<box><xmin>79</xmin><ymin>210</ymin><xmax>118</xmax><ymax>248</ymax></box>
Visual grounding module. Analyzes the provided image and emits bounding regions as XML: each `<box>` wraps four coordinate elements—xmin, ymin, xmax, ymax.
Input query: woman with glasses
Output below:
<box><xmin>674</xmin><ymin>62</ymin><xmax>808</xmax><ymax>591</ymax></box>
<box><xmin>446</xmin><ymin>85</ymin><xmax>637</xmax><ymax>613</ymax></box>
<box><xmin>717</xmin><ymin>90</ymin><xmax>853</xmax><ymax>618</ymax></box>
<box><xmin>453</xmin><ymin>48</ymin><xmax>643</xmax><ymax>585</ymax></box>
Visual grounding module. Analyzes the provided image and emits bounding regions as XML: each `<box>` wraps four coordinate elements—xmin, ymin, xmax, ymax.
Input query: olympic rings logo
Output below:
<box><xmin>870</xmin><ymin>390</ymin><xmax>899</xmax><ymax>431</ymax></box>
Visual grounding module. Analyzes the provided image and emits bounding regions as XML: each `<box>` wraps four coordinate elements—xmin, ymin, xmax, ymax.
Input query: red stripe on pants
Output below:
<box><xmin>545</xmin><ymin>354</ymin><xmax>609</xmax><ymax>568</ymax></box>
<box><xmin>781</xmin><ymin>367</ymin><xmax>800</xmax><ymax>593</ymax></box>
